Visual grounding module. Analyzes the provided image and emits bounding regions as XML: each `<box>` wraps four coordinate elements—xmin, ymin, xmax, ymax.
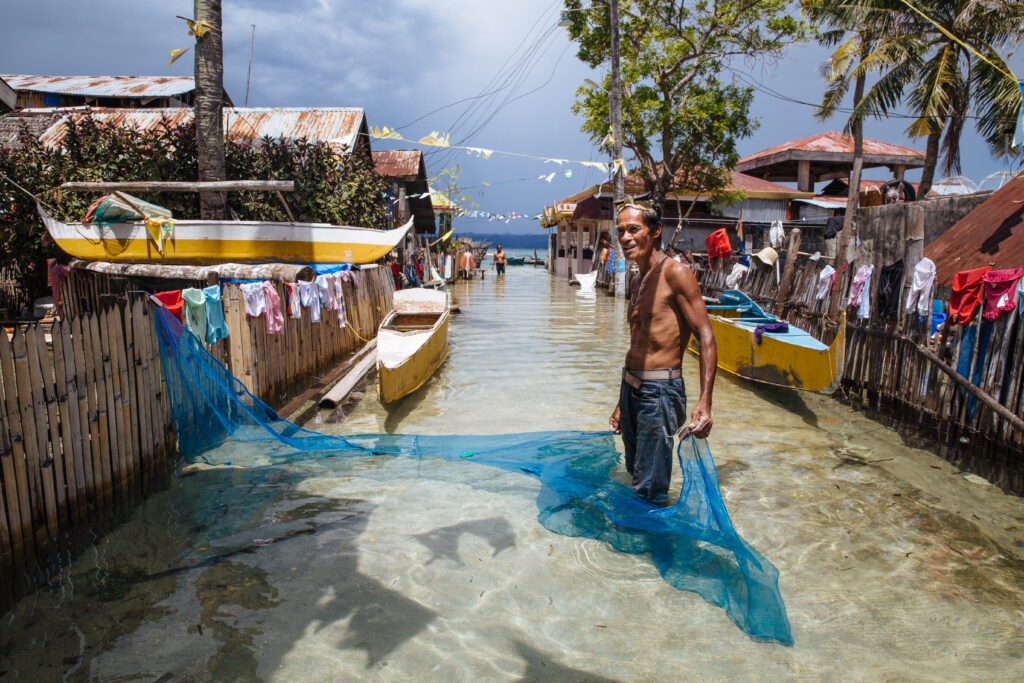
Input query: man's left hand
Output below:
<box><xmin>684</xmin><ymin>403</ymin><xmax>713</xmax><ymax>439</ymax></box>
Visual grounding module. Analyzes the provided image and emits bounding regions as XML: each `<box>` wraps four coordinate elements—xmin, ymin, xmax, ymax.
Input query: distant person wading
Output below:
<box><xmin>492</xmin><ymin>245</ymin><xmax>508</xmax><ymax>275</ymax></box>
<box><xmin>609</xmin><ymin>202</ymin><xmax>717</xmax><ymax>505</ymax></box>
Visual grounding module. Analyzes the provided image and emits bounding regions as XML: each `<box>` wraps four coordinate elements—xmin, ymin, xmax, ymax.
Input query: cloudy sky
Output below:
<box><xmin>2</xmin><ymin>0</ymin><xmax>1021</xmax><ymax>235</ymax></box>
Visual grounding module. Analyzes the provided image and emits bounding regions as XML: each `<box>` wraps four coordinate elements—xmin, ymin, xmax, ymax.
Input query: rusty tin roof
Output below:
<box><xmin>0</xmin><ymin>74</ymin><xmax>195</xmax><ymax>98</ymax></box>
<box><xmin>372</xmin><ymin>150</ymin><xmax>424</xmax><ymax>179</ymax></box>
<box><xmin>924</xmin><ymin>172</ymin><xmax>1024</xmax><ymax>285</ymax></box>
<box><xmin>739</xmin><ymin>131</ymin><xmax>926</xmax><ymax>166</ymax></box>
<box><xmin>38</xmin><ymin>107</ymin><xmax>367</xmax><ymax>151</ymax></box>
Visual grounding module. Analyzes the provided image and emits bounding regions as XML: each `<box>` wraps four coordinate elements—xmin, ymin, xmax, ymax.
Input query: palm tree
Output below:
<box><xmin>194</xmin><ymin>0</ymin><xmax>227</xmax><ymax>219</ymax></box>
<box><xmin>805</xmin><ymin>0</ymin><xmax>1024</xmax><ymax>197</ymax></box>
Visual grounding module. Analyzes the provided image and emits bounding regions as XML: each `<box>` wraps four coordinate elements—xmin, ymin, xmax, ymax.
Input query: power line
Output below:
<box><xmin>728</xmin><ymin>66</ymin><xmax>1019</xmax><ymax>125</ymax></box>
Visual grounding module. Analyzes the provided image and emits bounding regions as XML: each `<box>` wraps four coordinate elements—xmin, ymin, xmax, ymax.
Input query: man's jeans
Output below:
<box><xmin>618</xmin><ymin>376</ymin><xmax>686</xmax><ymax>504</ymax></box>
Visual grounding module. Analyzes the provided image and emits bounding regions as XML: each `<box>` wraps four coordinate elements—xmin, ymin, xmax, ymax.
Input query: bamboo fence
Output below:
<box><xmin>0</xmin><ymin>264</ymin><xmax>395</xmax><ymax>612</ymax></box>
<box><xmin>0</xmin><ymin>298</ymin><xmax>174</xmax><ymax>611</ymax></box>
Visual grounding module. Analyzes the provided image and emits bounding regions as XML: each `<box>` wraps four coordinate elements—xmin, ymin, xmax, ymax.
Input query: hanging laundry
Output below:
<box><xmin>286</xmin><ymin>283</ymin><xmax>303</xmax><ymax>319</ymax></box>
<box><xmin>47</xmin><ymin>261</ymin><xmax>70</xmax><ymax>314</ymax></box>
<box><xmin>239</xmin><ymin>282</ymin><xmax>267</xmax><ymax>318</ymax></box>
<box><xmin>769</xmin><ymin>220</ymin><xmax>785</xmax><ymax>249</ymax></box>
<box><xmin>704</xmin><ymin>228</ymin><xmax>731</xmax><ymax>271</ymax></box>
<box><xmin>846</xmin><ymin>264</ymin><xmax>873</xmax><ymax>309</ymax></box>
<box><xmin>725</xmin><ymin>263</ymin><xmax>748</xmax><ymax>289</ymax></box>
<box><xmin>823</xmin><ymin>215</ymin><xmax>844</xmax><ymax>239</ymax></box>
<box><xmin>203</xmin><ymin>285</ymin><xmax>229</xmax><ymax>344</ymax></box>
<box><xmin>390</xmin><ymin>261</ymin><xmax>402</xmax><ymax>290</ymax></box>
<box><xmin>815</xmin><ymin>265</ymin><xmax>836</xmax><ymax>301</ymax></box>
<box><xmin>181</xmin><ymin>288</ymin><xmax>208</xmax><ymax>341</ymax></box>
<box><xmin>949</xmin><ymin>266</ymin><xmax>991</xmax><ymax>325</ymax></box>
<box><xmin>981</xmin><ymin>267</ymin><xmax>1023</xmax><ymax>321</ymax></box>
<box><xmin>877</xmin><ymin>259</ymin><xmax>905</xmax><ymax>319</ymax></box>
<box><xmin>154</xmin><ymin>290</ymin><xmax>184</xmax><ymax>323</ymax></box>
<box><xmin>332</xmin><ymin>272</ymin><xmax>348</xmax><ymax>328</ymax></box>
<box><xmin>262</xmin><ymin>281</ymin><xmax>284</xmax><ymax>335</ymax></box>
<box><xmin>904</xmin><ymin>257</ymin><xmax>936</xmax><ymax>317</ymax></box>
<box><xmin>299</xmin><ymin>280</ymin><xmax>321</xmax><ymax>323</ymax></box>
<box><xmin>1019</xmin><ymin>279</ymin><xmax>1024</xmax><ymax>320</ymax></box>
<box><xmin>858</xmin><ymin>265</ymin><xmax>874</xmax><ymax>320</ymax></box>
<box><xmin>317</xmin><ymin>274</ymin><xmax>337</xmax><ymax>311</ymax></box>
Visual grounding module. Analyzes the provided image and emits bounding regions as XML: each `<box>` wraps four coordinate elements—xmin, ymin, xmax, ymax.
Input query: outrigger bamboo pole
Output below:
<box><xmin>69</xmin><ymin>260</ymin><xmax>316</xmax><ymax>283</ymax></box>
<box><xmin>59</xmin><ymin>181</ymin><xmax>295</xmax><ymax>193</ymax></box>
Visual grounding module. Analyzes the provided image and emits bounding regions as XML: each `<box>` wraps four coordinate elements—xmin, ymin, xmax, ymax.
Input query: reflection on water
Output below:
<box><xmin>3</xmin><ymin>264</ymin><xmax>1024</xmax><ymax>679</ymax></box>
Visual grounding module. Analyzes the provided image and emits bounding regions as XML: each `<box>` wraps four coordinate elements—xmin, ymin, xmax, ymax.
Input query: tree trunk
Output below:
<box><xmin>917</xmin><ymin>129</ymin><xmax>941</xmax><ymax>198</ymax></box>
<box><xmin>194</xmin><ymin>0</ymin><xmax>227</xmax><ymax>219</ymax></box>
<box><xmin>827</xmin><ymin>66</ymin><xmax>866</xmax><ymax>328</ymax></box>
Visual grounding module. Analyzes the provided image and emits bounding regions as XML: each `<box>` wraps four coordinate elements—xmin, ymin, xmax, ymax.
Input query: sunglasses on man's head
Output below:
<box><xmin>614</xmin><ymin>198</ymin><xmax>654</xmax><ymax>214</ymax></box>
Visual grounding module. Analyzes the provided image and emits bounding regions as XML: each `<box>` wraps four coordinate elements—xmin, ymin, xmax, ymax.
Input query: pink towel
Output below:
<box><xmin>263</xmin><ymin>281</ymin><xmax>284</xmax><ymax>334</ymax></box>
<box><xmin>982</xmin><ymin>267</ymin><xmax>1023</xmax><ymax>321</ymax></box>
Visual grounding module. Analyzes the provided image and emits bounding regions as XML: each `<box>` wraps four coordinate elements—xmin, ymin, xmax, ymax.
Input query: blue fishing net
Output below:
<box><xmin>152</xmin><ymin>304</ymin><xmax>792</xmax><ymax>644</ymax></box>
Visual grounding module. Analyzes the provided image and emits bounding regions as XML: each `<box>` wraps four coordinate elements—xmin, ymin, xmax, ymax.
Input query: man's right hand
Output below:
<box><xmin>609</xmin><ymin>405</ymin><xmax>622</xmax><ymax>434</ymax></box>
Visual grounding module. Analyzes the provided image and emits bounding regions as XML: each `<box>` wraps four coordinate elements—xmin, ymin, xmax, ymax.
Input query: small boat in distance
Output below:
<box><xmin>39</xmin><ymin>204</ymin><xmax>414</xmax><ymax>266</ymax></box>
<box><xmin>689</xmin><ymin>290</ymin><xmax>845</xmax><ymax>394</ymax></box>
<box><xmin>505</xmin><ymin>255</ymin><xmax>526</xmax><ymax>266</ymax></box>
<box><xmin>377</xmin><ymin>288</ymin><xmax>450</xmax><ymax>403</ymax></box>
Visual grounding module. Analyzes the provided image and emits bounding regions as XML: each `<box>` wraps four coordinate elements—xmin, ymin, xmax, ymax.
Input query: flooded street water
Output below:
<box><xmin>3</xmin><ymin>259</ymin><xmax>1023</xmax><ymax>680</ymax></box>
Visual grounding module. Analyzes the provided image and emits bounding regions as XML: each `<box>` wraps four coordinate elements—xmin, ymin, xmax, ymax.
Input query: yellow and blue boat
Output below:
<box><xmin>377</xmin><ymin>288</ymin><xmax>450</xmax><ymax>403</ymax></box>
<box><xmin>690</xmin><ymin>290</ymin><xmax>845</xmax><ymax>394</ymax></box>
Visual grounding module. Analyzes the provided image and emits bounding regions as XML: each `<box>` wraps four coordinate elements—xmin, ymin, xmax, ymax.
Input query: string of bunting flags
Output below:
<box><xmin>367</xmin><ymin>126</ymin><xmax>625</xmax><ymax>177</ymax></box>
<box><xmin>391</xmin><ymin>192</ymin><xmax>539</xmax><ymax>222</ymax></box>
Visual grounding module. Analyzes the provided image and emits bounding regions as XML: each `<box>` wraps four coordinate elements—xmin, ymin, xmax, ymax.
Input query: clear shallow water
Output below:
<box><xmin>3</xmin><ymin>264</ymin><xmax>1024</xmax><ymax>680</ymax></box>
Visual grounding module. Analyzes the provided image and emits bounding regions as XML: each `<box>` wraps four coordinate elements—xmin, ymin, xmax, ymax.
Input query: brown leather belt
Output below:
<box><xmin>622</xmin><ymin>367</ymin><xmax>682</xmax><ymax>389</ymax></box>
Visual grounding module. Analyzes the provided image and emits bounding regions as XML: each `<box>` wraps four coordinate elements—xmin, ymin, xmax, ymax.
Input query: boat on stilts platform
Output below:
<box><xmin>377</xmin><ymin>288</ymin><xmax>450</xmax><ymax>403</ymax></box>
<box><xmin>690</xmin><ymin>289</ymin><xmax>845</xmax><ymax>394</ymax></box>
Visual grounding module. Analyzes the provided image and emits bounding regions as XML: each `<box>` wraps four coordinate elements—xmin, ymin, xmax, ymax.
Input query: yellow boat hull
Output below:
<box><xmin>689</xmin><ymin>314</ymin><xmax>846</xmax><ymax>394</ymax></box>
<box><xmin>39</xmin><ymin>204</ymin><xmax>413</xmax><ymax>265</ymax></box>
<box><xmin>377</xmin><ymin>296</ymin><xmax>450</xmax><ymax>403</ymax></box>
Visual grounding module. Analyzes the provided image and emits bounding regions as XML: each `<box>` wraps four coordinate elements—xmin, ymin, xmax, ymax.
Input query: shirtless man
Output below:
<box><xmin>492</xmin><ymin>244</ymin><xmax>508</xmax><ymax>275</ymax></box>
<box><xmin>609</xmin><ymin>203</ymin><xmax>717</xmax><ymax>504</ymax></box>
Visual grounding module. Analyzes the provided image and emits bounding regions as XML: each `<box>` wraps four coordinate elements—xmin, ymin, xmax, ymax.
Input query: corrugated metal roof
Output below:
<box><xmin>739</xmin><ymin>131</ymin><xmax>926</xmax><ymax>165</ymax></box>
<box><xmin>924</xmin><ymin>172</ymin><xmax>1024</xmax><ymax>285</ymax></box>
<box><xmin>0</xmin><ymin>74</ymin><xmax>195</xmax><ymax>98</ymax></box>
<box><xmin>38</xmin><ymin>107</ymin><xmax>367</xmax><ymax>151</ymax></box>
<box><xmin>796</xmin><ymin>197</ymin><xmax>847</xmax><ymax>209</ymax></box>
<box><xmin>372</xmin><ymin>149</ymin><xmax>423</xmax><ymax>178</ymax></box>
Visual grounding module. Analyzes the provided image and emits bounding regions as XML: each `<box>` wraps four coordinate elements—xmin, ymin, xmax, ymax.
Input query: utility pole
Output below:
<box><xmin>194</xmin><ymin>0</ymin><xmax>227</xmax><ymax>219</ymax></box>
<box><xmin>244</xmin><ymin>24</ymin><xmax>256</xmax><ymax>107</ymax></box>
<box><xmin>609</xmin><ymin>0</ymin><xmax>626</xmax><ymax>298</ymax></box>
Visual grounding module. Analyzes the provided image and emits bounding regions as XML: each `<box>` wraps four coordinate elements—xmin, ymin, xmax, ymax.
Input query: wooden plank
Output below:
<box><xmin>110</xmin><ymin>305</ymin><xmax>137</xmax><ymax>498</ymax></box>
<box><xmin>129</xmin><ymin>298</ymin><xmax>154</xmax><ymax>491</ymax></box>
<box><xmin>100</xmin><ymin>308</ymin><xmax>126</xmax><ymax>508</ymax></box>
<box><xmin>70</xmin><ymin>260</ymin><xmax>315</xmax><ymax>284</ymax></box>
<box><xmin>71</xmin><ymin>317</ymin><xmax>98</xmax><ymax>510</ymax></box>
<box><xmin>13</xmin><ymin>329</ymin><xmax>56</xmax><ymax>550</ymax></box>
<box><xmin>50</xmin><ymin>321</ymin><xmax>82</xmax><ymax>530</ymax></box>
<box><xmin>319</xmin><ymin>341</ymin><xmax>379</xmax><ymax>409</ymax></box>
<box><xmin>29</xmin><ymin>325</ymin><xmax>71</xmax><ymax>536</ymax></box>
<box><xmin>58</xmin><ymin>320</ymin><xmax>89</xmax><ymax>525</ymax></box>
<box><xmin>60</xmin><ymin>180</ymin><xmax>295</xmax><ymax>193</ymax></box>
<box><xmin>0</xmin><ymin>333</ymin><xmax>33</xmax><ymax>565</ymax></box>
<box><xmin>86</xmin><ymin>313</ymin><xmax>114</xmax><ymax>512</ymax></box>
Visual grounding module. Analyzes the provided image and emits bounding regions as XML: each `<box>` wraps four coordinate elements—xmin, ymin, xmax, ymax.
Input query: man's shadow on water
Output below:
<box><xmin>157</xmin><ymin>468</ymin><xmax>441</xmax><ymax>673</ymax></box>
<box><xmin>412</xmin><ymin>517</ymin><xmax>516</xmax><ymax>565</ymax></box>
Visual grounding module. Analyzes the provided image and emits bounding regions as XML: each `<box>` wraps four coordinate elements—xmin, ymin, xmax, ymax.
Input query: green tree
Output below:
<box><xmin>564</xmin><ymin>0</ymin><xmax>806</xmax><ymax>208</ymax></box>
<box><xmin>0</xmin><ymin>115</ymin><xmax>388</xmax><ymax>307</ymax></box>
